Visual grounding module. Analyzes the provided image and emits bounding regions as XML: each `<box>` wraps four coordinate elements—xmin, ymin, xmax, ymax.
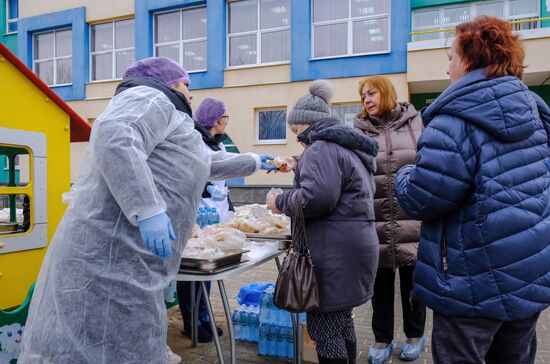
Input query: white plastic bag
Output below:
<box><xmin>266</xmin><ymin>188</ymin><xmax>284</xmax><ymax>205</ymax></box>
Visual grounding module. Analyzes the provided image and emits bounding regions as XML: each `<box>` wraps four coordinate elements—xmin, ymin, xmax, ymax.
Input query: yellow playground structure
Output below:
<box><xmin>0</xmin><ymin>41</ymin><xmax>90</xmax><ymax>314</ymax></box>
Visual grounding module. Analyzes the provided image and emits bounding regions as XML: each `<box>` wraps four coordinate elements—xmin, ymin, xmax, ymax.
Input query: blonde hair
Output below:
<box><xmin>358</xmin><ymin>75</ymin><xmax>397</xmax><ymax>119</ymax></box>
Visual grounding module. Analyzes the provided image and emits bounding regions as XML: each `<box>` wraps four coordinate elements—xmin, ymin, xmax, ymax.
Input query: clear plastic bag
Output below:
<box><xmin>266</xmin><ymin>188</ymin><xmax>284</xmax><ymax>205</ymax></box>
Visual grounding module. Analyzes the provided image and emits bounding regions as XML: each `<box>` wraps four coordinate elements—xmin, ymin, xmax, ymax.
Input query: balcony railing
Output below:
<box><xmin>410</xmin><ymin>16</ymin><xmax>550</xmax><ymax>42</ymax></box>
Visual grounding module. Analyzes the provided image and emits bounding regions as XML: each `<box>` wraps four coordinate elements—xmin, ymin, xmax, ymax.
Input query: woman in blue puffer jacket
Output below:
<box><xmin>395</xmin><ymin>16</ymin><xmax>550</xmax><ymax>364</ymax></box>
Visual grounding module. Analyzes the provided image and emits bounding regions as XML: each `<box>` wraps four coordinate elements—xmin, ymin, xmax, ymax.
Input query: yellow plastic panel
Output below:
<box><xmin>0</xmin><ymin>50</ymin><xmax>71</xmax><ymax>309</ymax></box>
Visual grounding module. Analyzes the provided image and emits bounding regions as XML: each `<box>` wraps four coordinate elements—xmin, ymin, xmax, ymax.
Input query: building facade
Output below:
<box><xmin>2</xmin><ymin>0</ymin><xmax>550</xmax><ymax>185</ymax></box>
<box><xmin>408</xmin><ymin>0</ymin><xmax>550</xmax><ymax>109</ymax></box>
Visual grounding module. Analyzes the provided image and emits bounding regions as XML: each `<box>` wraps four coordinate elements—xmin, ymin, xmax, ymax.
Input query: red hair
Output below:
<box><xmin>455</xmin><ymin>16</ymin><xmax>525</xmax><ymax>79</ymax></box>
<box><xmin>358</xmin><ymin>76</ymin><xmax>397</xmax><ymax>119</ymax></box>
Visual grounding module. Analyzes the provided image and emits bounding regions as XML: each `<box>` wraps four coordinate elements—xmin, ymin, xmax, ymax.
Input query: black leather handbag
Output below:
<box><xmin>273</xmin><ymin>193</ymin><xmax>319</xmax><ymax>313</ymax></box>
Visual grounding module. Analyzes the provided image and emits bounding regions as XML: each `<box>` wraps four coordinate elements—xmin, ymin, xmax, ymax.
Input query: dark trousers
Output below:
<box><xmin>307</xmin><ymin>309</ymin><xmax>356</xmax><ymax>360</ymax></box>
<box><xmin>176</xmin><ymin>281</ymin><xmax>211</xmax><ymax>329</ymax></box>
<box><xmin>371</xmin><ymin>266</ymin><xmax>426</xmax><ymax>343</ymax></box>
<box><xmin>432</xmin><ymin>311</ymin><xmax>540</xmax><ymax>364</ymax></box>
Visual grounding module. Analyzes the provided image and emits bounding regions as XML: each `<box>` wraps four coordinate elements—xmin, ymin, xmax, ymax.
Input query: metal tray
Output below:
<box><xmin>245</xmin><ymin>232</ymin><xmax>291</xmax><ymax>241</ymax></box>
<box><xmin>0</xmin><ymin>222</ymin><xmax>18</xmax><ymax>233</ymax></box>
<box><xmin>180</xmin><ymin>249</ymin><xmax>249</xmax><ymax>272</ymax></box>
<box><xmin>179</xmin><ymin>260</ymin><xmax>248</xmax><ymax>275</ymax></box>
<box><xmin>247</xmin><ymin>239</ymin><xmax>290</xmax><ymax>250</ymax></box>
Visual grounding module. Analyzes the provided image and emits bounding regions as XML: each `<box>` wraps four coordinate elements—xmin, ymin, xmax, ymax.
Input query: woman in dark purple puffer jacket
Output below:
<box><xmin>267</xmin><ymin>80</ymin><xmax>379</xmax><ymax>364</ymax></box>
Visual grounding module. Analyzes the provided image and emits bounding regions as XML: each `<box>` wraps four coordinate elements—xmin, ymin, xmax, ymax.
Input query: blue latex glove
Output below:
<box><xmin>259</xmin><ymin>154</ymin><xmax>277</xmax><ymax>171</ymax></box>
<box><xmin>207</xmin><ymin>185</ymin><xmax>228</xmax><ymax>201</ymax></box>
<box><xmin>138</xmin><ymin>212</ymin><xmax>176</xmax><ymax>258</ymax></box>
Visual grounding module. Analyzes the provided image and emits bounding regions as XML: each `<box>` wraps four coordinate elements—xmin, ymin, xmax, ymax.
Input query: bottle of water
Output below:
<box><xmin>286</xmin><ymin>325</ymin><xmax>294</xmax><ymax>359</ymax></box>
<box><xmin>267</xmin><ymin>324</ymin><xmax>276</xmax><ymax>356</ymax></box>
<box><xmin>195</xmin><ymin>208</ymin><xmax>202</xmax><ymax>227</ymax></box>
<box><xmin>206</xmin><ymin>208</ymin><xmax>213</xmax><ymax>226</ymax></box>
<box><xmin>250</xmin><ymin>306</ymin><xmax>260</xmax><ymax>342</ymax></box>
<box><xmin>276</xmin><ymin>325</ymin><xmax>286</xmax><ymax>357</ymax></box>
<box><xmin>211</xmin><ymin>207</ymin><xmax>220</xmax><ymax>225</ymax></box>
<box><xmin>259</xmin><ymin>323</ymin><xmax>269</xmax><ymax>355</ymax></box>
<box><xmin>232</xmin><ymin>309</ymin><xmax>241</xmax><ymax>340</ymax></box>
<box><xmin>240</xmin><ymin>306</ymin><xmax>249</xmax><ymax>341</ymax></box>
<box><xmin>204</xmin><ymin>207</ymin><xmax>211</xmax><ymax>228</ymax></box>
<box><xmin>259</xmin><ymin>290</ymin><xmax>270</xmax><ymax>323</ymax></box>
<box><xmin>197</xmin><ymin>207</ymin><xmax>207</xmax><ymax>228</ymax></box>
<box><xmin>266</xmin><ymin>287</ymin><xmax>275</xmax><ymax>323</ymax></box>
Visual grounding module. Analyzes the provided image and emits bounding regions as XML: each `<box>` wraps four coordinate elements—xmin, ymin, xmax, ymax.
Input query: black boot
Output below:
<box><xmin>317</xmin><ymin>356</ymin><xmax>349</xmax><ymax>364</ymax></box>
<box><xmin>180</xmin><ymin>324</ymin><xmax>213</xmax><ymax>343</ymax></box>
<box><xmin>345</xmin><ymin>340</ymin><xmax>357</xmax><ymax>364</ymax></box>
<box><xmin>200</xmin><ymin>320</ymin><xmax>224</xmax><ymax>337</ymax></box>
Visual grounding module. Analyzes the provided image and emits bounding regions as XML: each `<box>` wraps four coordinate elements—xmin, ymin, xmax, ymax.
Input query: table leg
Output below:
<box><xmin>191</xmin><ymin>283</ymin><xmax>203</xmax><ymax>348</ymax></box>
<box><xmin>296</xmin><ymin>314</ymin><xmax>302</xmax><ymax>364</ymax></box>
<box><xmin>218</xmin><ymin>280</ymin><xmax>236</xmax><ymax>364</ymax></box>
<box><xmin>291</xmin><ymin>313</ymin><xmax>302</xmax><ymax>364</ymax></box>
<box><xmin>275</xmin><ymin>256</ymin><xmax>282</xmax><ymax>271</ymax></box>
<box><xmin>201</xmin><ymin>281</ymin><xmax>224</xmax><ymax>364</ymax></box>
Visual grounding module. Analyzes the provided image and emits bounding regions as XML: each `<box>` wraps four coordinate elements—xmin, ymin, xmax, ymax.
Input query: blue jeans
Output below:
<box><xmin>177</xmin><ymin>281</ymin><xmax>211</xmax><ymax>329</ymax></box>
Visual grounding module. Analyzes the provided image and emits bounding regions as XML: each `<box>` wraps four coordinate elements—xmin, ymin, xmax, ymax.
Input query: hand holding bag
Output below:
<box><xmin>273</xmin><ymin>192</ymin><xmax>319</xmax><ymax>312</ymax></box>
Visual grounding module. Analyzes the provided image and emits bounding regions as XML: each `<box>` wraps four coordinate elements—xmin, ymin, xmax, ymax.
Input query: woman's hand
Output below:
<box><xmin>267</xmin><ymin>199</ymin><xmax>283</xmax><ymax>214</ymax></box>
<box><xmin>278</xmin><ymin>157</ymin><xmax>297</xmax><ymax>173</ymax></box>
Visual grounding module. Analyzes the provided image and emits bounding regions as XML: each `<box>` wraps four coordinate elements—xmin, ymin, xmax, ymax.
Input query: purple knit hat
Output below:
<box><xmin>122</xmin><ymin>57</ymin><xmax>190</xmax><ymax>86</ymax></box>
<box><xmin>194</xmin><ymin>97</ymin><xmax>227</xmax><ymax>129</ymax></box>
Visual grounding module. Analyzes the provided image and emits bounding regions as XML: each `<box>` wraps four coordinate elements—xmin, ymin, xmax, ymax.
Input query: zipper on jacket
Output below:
<box><xmin>384</xmin><ymin>128</ymin><xmax>397</xmax><ymax>271</ymax></box>
<box><xmin>441</xmin><ymin>222</ymin><xmax>449</xmax><ymax>276</ymax></box>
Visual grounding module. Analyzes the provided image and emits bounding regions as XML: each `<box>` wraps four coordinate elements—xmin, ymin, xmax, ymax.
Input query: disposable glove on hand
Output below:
<box><xmin>138</xmin><ymin>212</ymin><xmax>176</xmax><ymax>258</ymax></box>
<box><xmin>206</xmin><ymin>185</ymin><xmax>229</xmax><ymax>201</ymax></box>
<box><xmin>259</xmin><ymin>154</ymin><xmax>277</xmax><ymax>171</ymax></box>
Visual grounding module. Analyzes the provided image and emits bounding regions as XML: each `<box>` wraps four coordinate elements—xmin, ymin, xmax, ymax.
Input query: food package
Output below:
<box><xmin>266</xmin><ymin>188</ymin><xmax>284</xmax><ymax>205</ymax></box>
<box><xmin>182</xmin><ymin>246</ymin><xmax>226</xmax><ymax>259</ymax></box>
<box><xmin>182</xmin><ymin>226</ymin><xmax>247</xmax><ymax>258</ymax></box>
<box><xmin>225</xmin><ymin>204</ymin><xmax>291</xmax><ymax>235</ymax></box>
<box><xmin>267</xmin><ymin>157</ymin><xmax>288</xmax><ymax>169</ymax></box>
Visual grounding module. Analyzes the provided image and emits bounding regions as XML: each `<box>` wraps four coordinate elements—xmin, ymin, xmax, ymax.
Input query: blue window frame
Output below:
<box><xmin>290</xmin><ymin>0</ymin><xmax>409</xmax><ymax>81</ymax></box>
<box><xmin>153</xmin><ymin>7</ymin><xmax>207</xmax><ymax>72</ymax></box>
<box><xmin>18</xmin><ymin>7</ymin><xmax>88</xmax><ymax>101</ymax></box>
<box><xmin>134</xmin><ymin>0</ymin><xmax>224</xmax><ymax>90</ymax></box>
<box><xmin>257</xmin><ymin>108</ymin><xmax>287</xmax><ymax>143</ymax></box>
<box><xmin>33</xmin><ymin>28</ymin><xmax>73</xmax><ymax>87</ymax></box>
<box><xmin>7</xmin><ymin>0</ymin><xmax>18</xmax><ymax>33</ymax></box>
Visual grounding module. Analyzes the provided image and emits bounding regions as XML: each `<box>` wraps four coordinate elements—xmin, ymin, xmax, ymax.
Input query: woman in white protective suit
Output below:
<box><xmin>18</xmin><ymin>57</ymin><xmax>276</xmax><ymax>364</ymax></box>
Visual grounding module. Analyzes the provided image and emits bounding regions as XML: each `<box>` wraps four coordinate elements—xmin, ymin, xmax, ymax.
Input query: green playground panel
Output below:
<box><xmin>0</xmin><ymin>283</ymin><xmax>35</xmax><ymax>364</ymax></box>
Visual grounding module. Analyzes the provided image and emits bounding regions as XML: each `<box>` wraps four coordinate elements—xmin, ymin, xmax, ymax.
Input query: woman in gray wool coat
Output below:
<box><xmin>267</xmin><ymin>80</ymin><xmax>380</xmax><ymax>364</ymax></box>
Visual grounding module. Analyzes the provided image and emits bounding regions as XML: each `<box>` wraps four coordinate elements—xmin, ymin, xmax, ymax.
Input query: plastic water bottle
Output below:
<box><xmin>197</xmin><ymin>207</ymin><xmax>207</xmax><ymax>228</ymax></box>
<box><xmin>259</xmin><ymin>323</ymin><xmax>269</xmax><ymax>355</ymax></box>
<box><xmin>266</xmin><ymin>324</ymin><xmax>276</xmax><ymax>356</ymax></box>
<box><xmin>250</xmin><ymin>306</ymin><xmax>260</xmax><ymax>342</ymax></box>
<box><xmin>232</xmin><ymin>309</ymin><xmax>241</xmax><ymax>340</ymax></box>
<box><xmin>195</xmin><ymin>208</ymin><xmax>202</xmax><ymax>227</ymax></box>
<box><xmin>211</xmin><ymin>207</ymin><xmax>220</xmax><ymax>225</ymax></box>
<box><xmin>285</xmin><ymin>325</ymin><xmax>294</xmax><ymax>359</ymax></box>
<box><xmin>259</xmin><ymin>290</ymin><xmax>270</xmax><ymax>323</ymax></box>
<box><xmin>204</xmin><ymin>207</ymin><xmax>214</xmax><ymax>225</ymax></box>
<box><xmin>240</xmin><ymin>306</ymin><xmax>249</xmax><ymax>341</ymax></box>
<box><xmin>266</xmin><ymin>287</ymin><xmax>275</xmax><ymax>323</ymax></box>
<box><xmin>277</xmin><ymin>307</ymin><xmax>288</xmax><ymax>324</ymax></box>
<box><xmin>276</xmin><ymin>325</ymin><xmax>286</xmax><ymax>357</ymax></box>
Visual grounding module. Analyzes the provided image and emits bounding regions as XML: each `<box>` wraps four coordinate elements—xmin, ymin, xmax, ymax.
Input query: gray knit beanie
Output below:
<box><xmin>287</xmin><ymin>80</ymin><xmax>334</xmax><ymax>125</ymax></box>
